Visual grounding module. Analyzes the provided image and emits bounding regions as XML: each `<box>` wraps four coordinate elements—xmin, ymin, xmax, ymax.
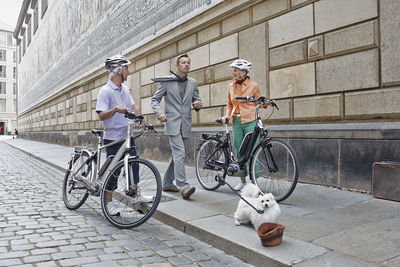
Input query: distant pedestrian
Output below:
<box><xmin>13</xmin><ymin>129</ymin><xmax>18</xmax><ymax>139</ymax></box>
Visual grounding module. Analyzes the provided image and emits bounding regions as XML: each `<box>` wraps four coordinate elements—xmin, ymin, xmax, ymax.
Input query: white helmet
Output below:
<box><xmin>105</xmin><ymin>54</ymin><xmax>131</xmax><ymax>72</ymax></box>
<box><xmin>229</xmin><ymin>59</ymin><xmax>252</xmax><ymax>73</ymax></box>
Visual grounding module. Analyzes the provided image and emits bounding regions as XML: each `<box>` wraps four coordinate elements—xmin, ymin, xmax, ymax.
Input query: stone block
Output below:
<box><xmin>380</xmin><ymin>0</ymin><xmax>400</xmax><ymax>85</ymax></box>
<box><xmin>198</xmin><ymin>85</ymin><xmax>210</xmax><ymax>107</ymax></box>
<box><xmin>214</xmin><ymin>61</ymin><xmax>232</xmax><ymax>82</ymax></box>
<box><xmin>315</xmin><ymin>0</ymin><xmax>378</xmax><ymax>34</ymax></box>
<box><xmin>316</xmin><ymin>49</ymin><xmax>379</xmax><ymax>94</ymax></box>
<box><xmin>198</xmin><ymin>23</ymin><xmax>220</xmax><ymax>45</ymax></box>
<box><xmin>140</xmin><ymin>66</ymin><xmax>154</xmax><ymax>86</ymax></box>
<box><xmin>135</xmin><ymin>57</ymin><xmax>147</xmax><ymax>71</ymax></box>
<box><xmin>140</xmin><ymin>97</ymin><xmax>153</xmax><ymax>115</ymax></box>
<box><xmin>141</xmin><ymin>84</ymin><xmax>153</xmax><ymax>98</ymax></box>
<box><xmin>161</xmin><ymin>42</ymin><xmax>177</xmax><ymax>60</ymax></box>
<box><xmin>253</xmin><ymin>0</ymin><xmax>289</xmax><ymax>23</ymax></box>
<box><xmin>294</xmin><ymin>94</ymin><xmax>342</xmax><ymax>119</ymax></box>
<box><xmin>189</xmin><ymin>69</ymin><xmax>205</xmax><ymax>86</ymax></box>
<box><xmin>345</xmin><ymin>87</ymin><xmax>400</xmax><ymax>116</ymax></box>
<box><xmin>308</xmin><ymin>35</ymin><xmax>323</xmax><ymax>60</ymax></box>
<box><xmin>290</xmin><ymin>139</ymin><xmax>339</xmax><ymax>186</ymax></box>
<box><xmin>269</xmin><ymin>5</ymin><xmax>314</xmax><ymax>47</ymax></box>
<box><xmin>178</xmin><ymin>34</ymin><xmax>197</xmax><ymax>53</ymax></box>
<box><xmin>291</xmin><ymin>0</ymin><xmax>318</xmax><ymax>8</ymax></box>
<box><xmin>131</xmin><ymin>72</ymin><xmax>141</xmax><ymax>107</ymax></box>
<box><xmin>239</xmin><ymin>23</ymin><xmax>268</xmax><ymax>96</ymax></box>
<box><xmin>210</xmin><ymin>80</ymin><xmax>231</xmax><ymax>106</ymax></box>
<box><xmin>154</xmin><ymin>60</ymin><xmax>170</xmax><ymax>77</ymax></box>
<box><xmin>187</xmin><ymin>44</ymin><xmax>210</xmax><ymax>71</ymax></box>
<box><xmin>198</xmin><ymin>107</ymin><xmax>224</xmax><ymax>124</ymax></box>
<box><xmin>340</xmin><ymin>139</ymin><xmax>400</xmax><ymax>191</ymax></box>
<box><xmin>147</xmin><ymin>51</ymin><xmax>160</xmax><ymax>65</ymax></box>
<box><xmin>270</xmin><ymin>63</ymin><xmax>315</xmax><ymax>99</ymax></box>
<box><xmin>222</xmin><ymin>9</ymin><xmax>250</xmax><ymax>35</ymax></box>
<box><xmin>270</xmin><ymin>40</ymin><xmax>306</xmax><ymax>68</ymax></box>
<box><xmin>325</xmin><ymin>20</ymin><xmax>378</xmax><ymax>56</ymax></box>
<box><xmin>204</xmin><ymin>67</ymin><xmax>214</xmax><ymax>84</ymax></box>
<box><xmin>373</xmin><ymin>162</ymin><xmax>400</xmax><ymax>202</ymax></box>
<box><xmin>210</xmin><ymin>34</ymin><xmax>238</xmax><ymax>65</ymax></box>
<box><xmin>260</xmin><ymin>99</ymin><xmax>291</xmax><ymax>120</ymax></box>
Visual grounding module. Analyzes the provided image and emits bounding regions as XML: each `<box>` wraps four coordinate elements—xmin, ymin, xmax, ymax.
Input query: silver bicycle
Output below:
<box><xmin>62</xmin><ymin>112</ymin><xmax>162</xmax><ymax>229</ymax></box>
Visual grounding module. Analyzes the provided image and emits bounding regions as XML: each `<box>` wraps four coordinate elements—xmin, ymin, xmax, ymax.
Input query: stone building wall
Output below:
<box><xmin>15</xmin><ymin>0</ymin><xmax>400</xmax><ymax>192</ymax></box>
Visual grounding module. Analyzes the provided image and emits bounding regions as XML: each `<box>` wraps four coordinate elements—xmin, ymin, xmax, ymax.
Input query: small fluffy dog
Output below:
<box><xmin>234</xmin><ymin>184</ymin><xmax>281</xmax><ymax>230</ymax></box>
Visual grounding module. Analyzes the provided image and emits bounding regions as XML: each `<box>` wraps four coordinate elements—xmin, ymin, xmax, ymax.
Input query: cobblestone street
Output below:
<box><xmin>0</xmin><ymin>141</ymin><xmax>251</xmax><ymax>267</ymax></box>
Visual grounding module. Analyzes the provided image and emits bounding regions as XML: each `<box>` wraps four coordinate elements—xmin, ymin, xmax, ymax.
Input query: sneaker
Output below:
<box><xmin>233</xmin><ymin>182</ymin><xmax>246</xmax><ymax>191</ymax></box>
<box><xmin>162</xmin><ymin>185</ymin><xmax>179</xmax><ymax>192</ymax></box>
<box><xmin>132</xmin><ymin>193</ymin><xmax>154</xmax><ymax>206</ymax></box>
<box><xmin>107</xmin><ymin>200</ymin><xmax>121</xmax><ymax>216</ymax></box>
<box><xmin>181</xmin><ymin>186</ymin><xmax>195</xmax><ymax>200</ymax></box>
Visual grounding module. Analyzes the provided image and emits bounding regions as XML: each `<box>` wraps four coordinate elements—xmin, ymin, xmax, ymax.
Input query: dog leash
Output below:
<box><xmin>216</xmin><ymin>175</ymin><xmax>264</xmax><ymax>214</ymax></box>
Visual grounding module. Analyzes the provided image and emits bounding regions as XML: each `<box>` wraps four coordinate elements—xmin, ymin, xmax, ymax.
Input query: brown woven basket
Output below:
<box><xmin>257</xmin><ymin>222</ymin><xmax>285</xmax><ymax>247</ymax></box>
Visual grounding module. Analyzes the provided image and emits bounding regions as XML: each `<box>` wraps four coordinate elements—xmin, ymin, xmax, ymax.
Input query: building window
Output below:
<box><xmin>41</xmin><ymin>0</ymin><xmax>48</xmax><ymax>18</ymax></box>
<box><xmin>0</xmin><ymin>82</ymin><xmax>6</xmax><ymax>94</ymax></box>
<box><xmin>19</xmin><ymin>44</ymin><xmax>22</xmax><ymax>63</ymax></box>
<box><xmin>0</xmin><ymin>99</ymin><xmax>6</xmax><ymax>112</ymax></box>
<box><xmin>13</xmin><ymin>67</ymin><xmax>16</xmax><ymax>79</ymax></box>
<box><xmin>0</xmin><ymin>33</ymin><xmax>6</xmax><ymax>46</ymax></box>
<box><xmin>0</xmin><ymin>50</ymin><xmax>5</xmax><ymax>61</ymax></box>
<box><xmin>22</xmin><ymin>34</ymin><xmax>26</xmax><ymax>55</ymax></box>
<box><xmin>13</xmin><ymin>51</ymin><xmax>16</xmax><ymax>63</ymax></box>
<box><xmin>27</xmin><ymin>19</ymin><xmax>32</xmax><ymax>46</ymax></box>
<box><xmin>13</xmin><ymin>99</ymin><xmax>16</xmax><ymax>112</ymax></box>
<box><xmin>34</xmin><ymin>1</ymin><xmax>39</xmax><ymax>33</ymax></box>
<box><xmin>13</xmin><ymin>83</ymin><xmax>16</xmax><ymax>95</ymax></box>
<box><xmin>0</xmin><ymin>66</ymin><xmax>5</xmax><ymax>78</ymax></box>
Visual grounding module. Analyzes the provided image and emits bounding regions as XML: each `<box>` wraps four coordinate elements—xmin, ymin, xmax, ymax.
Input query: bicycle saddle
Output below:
<box><xmin>91</xmin><ymin>129</ymin><xmax>104</xmax><ymax>136</ymax></box>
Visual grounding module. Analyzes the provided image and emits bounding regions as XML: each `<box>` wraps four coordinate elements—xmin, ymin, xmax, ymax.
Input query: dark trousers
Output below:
<box><xmin>104</xmin><ymin>137</ymin><xmax>139</xmax><ymax>190</ymax></box>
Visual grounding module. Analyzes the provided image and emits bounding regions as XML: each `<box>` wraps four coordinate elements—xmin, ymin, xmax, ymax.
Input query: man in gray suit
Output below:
<box><xmin>151</xmin><ymin>54</ymin><xmax>202</xmax><ymax>200</ymax></box>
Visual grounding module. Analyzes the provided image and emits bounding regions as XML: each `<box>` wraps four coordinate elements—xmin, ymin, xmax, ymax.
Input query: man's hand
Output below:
<box><xmin>158</xmin><ymin>113</ymin><xmax>167</xmax><ymax>122</ymax></box>
<box><xmin>193</xmin><ymin>101</ymin><xmax>202</xmax><ymax>110</ymax></box>
<box><xmin>115</xmin><ymin>105</ymin><xmax>128</xmax><ymax>113</ymax></box>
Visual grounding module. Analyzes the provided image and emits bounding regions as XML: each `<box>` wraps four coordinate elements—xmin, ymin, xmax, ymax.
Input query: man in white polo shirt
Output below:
<box><xmin>96</xmin><ymin>55</ymin><xmax>151</xmax><ymax>206</ymax></box>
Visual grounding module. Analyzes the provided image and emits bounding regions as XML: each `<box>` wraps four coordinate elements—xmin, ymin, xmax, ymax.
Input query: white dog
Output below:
<box><xmin>234</xmin><ymin>184</ymin><xmax>281</xmax><ymax>230</ymax></box>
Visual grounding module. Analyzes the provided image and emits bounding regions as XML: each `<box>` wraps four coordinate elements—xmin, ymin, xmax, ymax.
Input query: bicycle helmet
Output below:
<box><xmin>229</xmin><ymin>59</ymin><xmax>252</xmax><ymax>73</ymax></box>
<box><xmin>105</xmin><ymin>55</ymin><xmax>131</xmax><ymax>72</ymax></box>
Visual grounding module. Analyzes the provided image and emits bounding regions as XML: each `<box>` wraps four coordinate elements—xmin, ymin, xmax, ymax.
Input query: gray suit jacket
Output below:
<box><xmin>151</xmin><ymin>75</ymin><xmax>201</xmax><ymax>137</ymax></box>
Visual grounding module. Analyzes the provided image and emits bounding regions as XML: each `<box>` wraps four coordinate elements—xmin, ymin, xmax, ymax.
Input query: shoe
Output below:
<box><xmin>233</xmin><ymin>182</ymin><xmax>246</xmax><ymax>191</ymax></box>
<box><xmin>181</xmin><ymin>187</ymin><xmax>195</xmax><ymax>200</ymax></box>
<box><xmin>132</xmin><ymin>193</ymin><xmax>154</xmax><ymax>206</ymax></box>
<box><xmin>162</xmin><ymin>185</ymin><xmax>179</xmax><ymax>192</ymax></box>
<box><xmin>107</xmin><ymin>200</ymin><xmax>121</xmax><ymax>216</ymax></box>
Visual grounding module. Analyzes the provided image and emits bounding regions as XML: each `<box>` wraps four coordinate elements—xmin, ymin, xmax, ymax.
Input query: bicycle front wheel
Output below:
<box><xmin>101</xmin><ymin>157</ymin><xmax>162</xmax><ymax>229</ymax></box>
<box><xmin>249</xmin><ymin>138</ymin><xmax>299</xmax><ymax>202</ymax></box>
<box><xmin>195</xmin><ymin>140</ymin><xmax>227</xmax><ymax>191</ymax></box>
<box><xmin>62</xmin><ymin>151</ymin><xmax>90</xmax><ymax>210</ymax></box>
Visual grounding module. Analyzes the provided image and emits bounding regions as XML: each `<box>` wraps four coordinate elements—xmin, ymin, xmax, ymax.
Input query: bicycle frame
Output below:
<box><xmin>69</xmin><ymin>119</ymin><xmax>147</xmax><ymax>193</ymax></box>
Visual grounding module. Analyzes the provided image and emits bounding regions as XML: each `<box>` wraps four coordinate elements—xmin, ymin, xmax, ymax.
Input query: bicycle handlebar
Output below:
<box><xmin>124</xmin><ymin>111</ymin><xmax>157</xmax><ymax>133</ymax></box>
<box><xmin>216</xmin><ymin>118</ymin><xmax>229</xmax><ymax>124</ymax></box>
<box><xmin>235</xmin><ymin>96</ymin><xmax>279</xmax><ymax>110</ymax></box>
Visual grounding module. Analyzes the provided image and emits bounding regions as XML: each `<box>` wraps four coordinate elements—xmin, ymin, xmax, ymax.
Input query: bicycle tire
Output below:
<box><xmin>101</xmin><ymin>157</ymin><xmax>162</xmax><ymax>229</ymax></box>
<box><xmin>249</xmin><ymin>138</ymin><xmax>299</xmax><ymax>202</ymax></box>
<box><xmin>195</xmin><ymin>139</ymin><xmax>228</xmax><ymax>191</ymax></box>
<box><xmin>62</xmin><ymin>151</ymin><xmax>90</xmax><ymax>210</ymax></box>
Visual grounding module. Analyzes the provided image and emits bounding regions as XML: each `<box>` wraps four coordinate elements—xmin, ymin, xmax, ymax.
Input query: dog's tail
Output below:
<box><xmin>240</xmin><ymin>183</ymin><xmax>260</xmax><ymax>198</ymax></box>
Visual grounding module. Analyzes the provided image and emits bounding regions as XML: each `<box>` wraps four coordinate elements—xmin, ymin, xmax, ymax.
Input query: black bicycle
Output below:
<box><xmin>195</xmin><ymin>96</ymin><xmax>299</xmax><ymax>202</ymax></box>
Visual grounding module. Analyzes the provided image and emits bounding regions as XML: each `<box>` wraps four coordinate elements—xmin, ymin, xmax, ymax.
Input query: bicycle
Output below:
<box><xmin>62</xmin><ymin>111</ymin><xmax>162</xmax><ymax>229</ymax></box>
<box><xmin>195</xmin><ymin>96</ymin><xmax>299</xmax><ymax>202</ymax></box>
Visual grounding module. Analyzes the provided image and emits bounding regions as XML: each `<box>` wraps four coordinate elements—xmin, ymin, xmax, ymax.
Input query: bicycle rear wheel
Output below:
<box><xmin>62</xmin><ymin>151</ymin><xmax>90</xmax><ymax>210</ymax></box>
<box><xmin>101</xmin><ymin>157</ymin><xmax>162</xmax><ymax>229</ymax></box>
<box><xmin>249</xmin><ymin>138</ymin><xmax>299</xmax><ymax>202</ymax></box>
<box><xmin>195</xmin><ymin>140</ymin><xmax>227</xmax><ymax>191</ymax></box>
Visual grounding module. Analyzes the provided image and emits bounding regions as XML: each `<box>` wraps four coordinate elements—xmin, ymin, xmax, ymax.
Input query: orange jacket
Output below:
<box><xmin>226</xmin><ymin>78</ymin><xmax>265</xmax><ymax>124</ymax></box>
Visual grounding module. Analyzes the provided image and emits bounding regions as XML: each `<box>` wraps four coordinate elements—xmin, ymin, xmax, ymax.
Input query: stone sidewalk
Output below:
<box><xmin>3</xmin><ymin>137</ymin><xmax>400</xmax><ymax>266</ymax></box>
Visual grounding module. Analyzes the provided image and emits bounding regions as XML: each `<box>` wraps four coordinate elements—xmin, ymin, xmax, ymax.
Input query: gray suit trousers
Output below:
<box><xmin>163</xmin><ymin>133</ymin><xmax>189</xmax><ymax>191</ymax></box>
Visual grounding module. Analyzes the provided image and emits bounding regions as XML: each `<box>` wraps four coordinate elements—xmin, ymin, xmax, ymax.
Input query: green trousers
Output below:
<box><xmin>232</xmin><ymin>117</ymin><xmax>259</xmax><ymax>178</ymax></box>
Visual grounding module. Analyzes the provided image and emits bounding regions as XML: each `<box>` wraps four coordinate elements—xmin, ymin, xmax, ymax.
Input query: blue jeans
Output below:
<box><xmin>104</xmin><ymin>137</ymin><xmax>139</xmax><ymax>190</ymax></box>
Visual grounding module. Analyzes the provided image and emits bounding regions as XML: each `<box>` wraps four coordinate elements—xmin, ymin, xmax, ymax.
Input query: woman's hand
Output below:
<box><xmin>221</xmin><ymin>115</ymin><xmax>230</xmax><ymax>124</ymax></box>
